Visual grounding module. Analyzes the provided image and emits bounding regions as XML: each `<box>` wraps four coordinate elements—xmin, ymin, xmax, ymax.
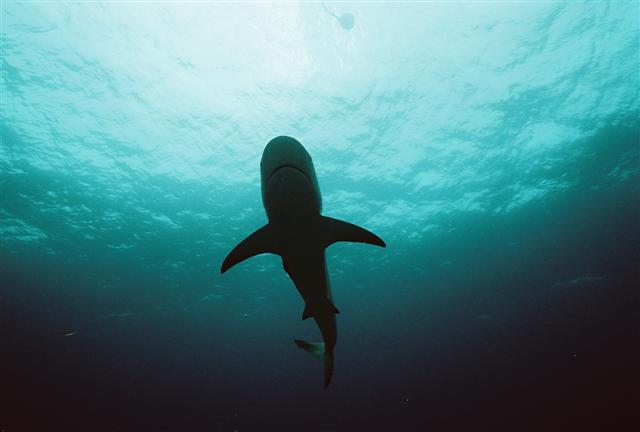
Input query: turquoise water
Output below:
<box><xmin>2</xmin><ymin>2</ymin><xmax>639</xmax><ymax>430</ymax></box>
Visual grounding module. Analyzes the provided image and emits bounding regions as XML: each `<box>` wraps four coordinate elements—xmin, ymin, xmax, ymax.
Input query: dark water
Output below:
<box><xmin>2</xmin><ymin>2</ymin><xmax>639</xmax><ymax>431</ymax></box>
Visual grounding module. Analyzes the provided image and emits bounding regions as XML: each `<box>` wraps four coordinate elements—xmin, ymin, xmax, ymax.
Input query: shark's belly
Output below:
<box><xmin>262</xmin><ymin>167</ymin><xmax>320</xmax><ymax>223</ymax></box>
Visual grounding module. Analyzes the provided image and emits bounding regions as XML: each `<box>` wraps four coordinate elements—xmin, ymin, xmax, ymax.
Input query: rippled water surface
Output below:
<box><xmin>2</xmin><ymin>2</ymin><xmax>638</xmax><ymax>430</ymax></box>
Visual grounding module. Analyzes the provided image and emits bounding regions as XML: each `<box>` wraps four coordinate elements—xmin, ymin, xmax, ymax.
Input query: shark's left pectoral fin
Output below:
<box><xmin>320</xmin><ymin>216</ymin><xmax>386</xmax><ymax>249</ymax></box>
<box><xmin>221</xmin><ymin>224</ymin><xmax>277</xmax><ymax>273</ymax></box>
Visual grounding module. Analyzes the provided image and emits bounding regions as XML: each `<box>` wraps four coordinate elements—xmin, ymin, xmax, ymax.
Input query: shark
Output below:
<box><xmin>221</xmin><ymin>136</ymin><xmax>386</xmax><ymax>388</ymax></box>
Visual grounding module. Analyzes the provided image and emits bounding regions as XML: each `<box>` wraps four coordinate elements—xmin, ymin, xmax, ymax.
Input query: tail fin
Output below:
<box><xmin>294</xmin><ymin>339</ymin><xmax>334</xmax><ymax>389</ymax></box>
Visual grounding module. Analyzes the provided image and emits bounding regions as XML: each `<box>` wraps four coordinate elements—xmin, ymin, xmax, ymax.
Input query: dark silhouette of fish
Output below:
<box><xmin>221</xmin><ymin>136</ymin><xmax>385</xmax><ymax>388</ymax></box>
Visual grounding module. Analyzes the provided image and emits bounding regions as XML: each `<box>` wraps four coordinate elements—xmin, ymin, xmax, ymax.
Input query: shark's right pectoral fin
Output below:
<box><xmin>320</xmin><ymin>216</ymin><xmax>386</xmax><ymax>249</ymax></box>
<box><xmin>220</xmin><ymin>224</ymin><xmax>277</xmax><ymax>273</ymax></box>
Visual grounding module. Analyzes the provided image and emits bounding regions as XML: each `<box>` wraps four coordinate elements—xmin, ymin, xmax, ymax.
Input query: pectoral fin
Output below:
<box><xmin>320</xmin><ymin>216</ymin><xmax>386</xmax><ymax>249</ymax></box>
<box><xmin>221</xmin><ymin>224</ymin><xmax>277</xmax><ymax>273</ymax></box>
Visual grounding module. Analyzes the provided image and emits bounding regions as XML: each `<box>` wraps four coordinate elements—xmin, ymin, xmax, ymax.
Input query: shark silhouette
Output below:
<box><xmin>221</xmin><ymin>136</ymin><xmax>385</xmax><ymax>388</ymax></box>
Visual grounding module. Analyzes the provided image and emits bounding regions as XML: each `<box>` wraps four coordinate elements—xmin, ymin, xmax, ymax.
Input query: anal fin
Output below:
<box><xmin>302</xmin><ymin>304</ymin><xmax>313</xmax><ymax>320</ymax></box>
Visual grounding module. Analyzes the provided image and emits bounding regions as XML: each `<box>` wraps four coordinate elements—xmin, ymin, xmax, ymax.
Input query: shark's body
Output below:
<box><xmin>221</xmin><ymin>136</ymin><xmax>385</xmax><ymax>388</ymax></box>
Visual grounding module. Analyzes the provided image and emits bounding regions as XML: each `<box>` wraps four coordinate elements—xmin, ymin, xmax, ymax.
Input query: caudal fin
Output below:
<box><xmin>294</xmin><ymin>339</ymin><xmax>334</xmax><ymax>389</ymax></box>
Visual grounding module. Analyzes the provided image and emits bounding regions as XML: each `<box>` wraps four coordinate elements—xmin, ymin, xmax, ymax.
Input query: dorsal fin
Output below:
<box><xmin>320</xmin><ymin>216</ymin><xmax>386</xmax><ymax>249</ymax></box>
<box><xmin>220</xmin><ymin>224</ymin><xmax>277</xmax><ymax>273</ymax></box>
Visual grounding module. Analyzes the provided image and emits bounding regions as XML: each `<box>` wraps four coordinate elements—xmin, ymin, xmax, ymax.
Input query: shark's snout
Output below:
<box><xmin>260</xmin><ymin>136</ymin><xmax>314</xmax><ymax>183</ymax></box>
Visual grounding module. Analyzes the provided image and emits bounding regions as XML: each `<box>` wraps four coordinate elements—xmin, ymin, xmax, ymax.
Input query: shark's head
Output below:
<box><xmin>260</xmin><ymin>136</ymin><xmax>316</xmax><ymax>183</ymax></box>
<box><xmin>260</xmin><ymin>136</ymin><xmax>322</xmax><ymax>219</ymax></box>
